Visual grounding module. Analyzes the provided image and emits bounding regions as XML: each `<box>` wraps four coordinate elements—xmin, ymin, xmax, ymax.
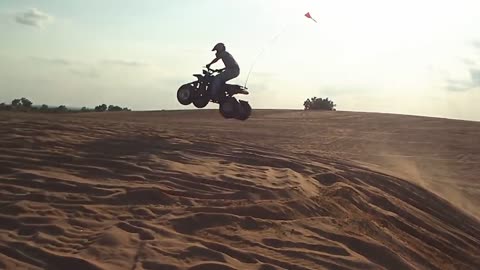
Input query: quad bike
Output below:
<box><xmin>176</xmin><ymin>67</ymin><xmax>252</xmax><ymax>120</ymax></box>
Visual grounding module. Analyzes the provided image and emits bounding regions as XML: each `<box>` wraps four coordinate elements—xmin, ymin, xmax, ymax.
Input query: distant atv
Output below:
<box><xmin>176</xmin><ymin>67</ymin><xmax>252</xmax><ymax>120</ymax></box>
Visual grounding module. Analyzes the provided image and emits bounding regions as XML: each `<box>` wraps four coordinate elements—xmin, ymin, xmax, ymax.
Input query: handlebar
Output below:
<box><xmin>203</xmin><ymin>66</ymin><xmax>225</xmax><ymax>73</ymax></box>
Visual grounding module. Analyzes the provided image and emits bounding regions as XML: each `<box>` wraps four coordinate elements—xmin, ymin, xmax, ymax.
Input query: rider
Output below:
<box><xmin>206</xmin><ymin>42</ymin><xmax>240</xmax><ymax>101</ymax></box>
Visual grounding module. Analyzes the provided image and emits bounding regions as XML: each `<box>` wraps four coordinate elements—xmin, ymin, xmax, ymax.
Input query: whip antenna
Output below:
<box><xmin>242</xmin><ymin>11</ymin><xmax>318</xmax><ymax>88</ymax></box>
<box><xmin>243</xmin><ymin>23</ymin><xmax>290</xmax><ymax>88</ymax></box>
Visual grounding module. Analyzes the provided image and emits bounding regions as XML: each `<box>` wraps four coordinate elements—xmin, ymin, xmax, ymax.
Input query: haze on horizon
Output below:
<box><xmin>1</xmin><ymin>0</ymin><xmax>480</xmax><ymax>121</ymax></box>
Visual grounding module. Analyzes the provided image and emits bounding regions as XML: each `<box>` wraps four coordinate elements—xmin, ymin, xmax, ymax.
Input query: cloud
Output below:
<box><xmin>101</xmin><ymin>59</ymin><xmax>148</xmax><ymax>67</ymax></box>
<box><xmin>69</xmin><ymin>69</ymin><xmax>99</xmax><ymax>78</ymax></box>
<box><xmin>471</xmin><ymin>69</ymin><xmax>480</xmax><ymax>85</ymax></box>
<box><xmin>30</xmin><ymin>57</ymin><xmax>148</xmax><ymax>68</ymax></box>
<box><xmin>30</xmin><ymin>57</ymin><xmax>73</xmax><ymax>66</ymax></box>
<box><xmin>473</xmin><ymin>40</ymin><xmax>480</xmax><ymax>49</ymax></box>
<box><xmin>462</xmin><ymin>58</ymin><xmax>476</xmax><ymax>66</ymax></box>
<box><xmin>15</xmin><ymin>8</ymin><xmax>54</xmax><ymax>28</ymax></box>
<box><xmin>27</xmin><ymin>56</ymin><xmax>152</xmax><ymax>80</ymax></box>
<box><xmin>446</xmin><ymin>79</ymin><xmax>474</xmax><ymax>92</ymax></box>
<box><xmin>446</xmin><ymin>69</ymin><xmax>480</xmax><ymax>92</ymax></box>
<box><xmin>445</xmin><ymin>42</ymin><xmax>480</xmax><ymax>92</ymax></box>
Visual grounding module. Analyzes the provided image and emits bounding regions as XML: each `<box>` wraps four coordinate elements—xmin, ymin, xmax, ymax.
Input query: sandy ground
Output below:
<box><xmin>0</xmin><ymin>109</ymin><xmax>479</xmax><ymax>270</ymax></box>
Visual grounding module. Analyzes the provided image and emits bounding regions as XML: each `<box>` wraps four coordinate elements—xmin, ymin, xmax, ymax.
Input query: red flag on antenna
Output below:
<box><xmin>304</xmin><ymin>12</ymin><xmax>317</xmax><ymax>23</ymax></box>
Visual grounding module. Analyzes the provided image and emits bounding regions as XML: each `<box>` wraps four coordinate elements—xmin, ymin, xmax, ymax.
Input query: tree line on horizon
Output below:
<box><xmin>1</xmin><ymin>96</ymin><xmax>335</xmax><ymax>112</ymax></box>
<box><xmin>0</xmin><ymin>97</ymin><xmax>131</xmax><ymax>113</ymax></box>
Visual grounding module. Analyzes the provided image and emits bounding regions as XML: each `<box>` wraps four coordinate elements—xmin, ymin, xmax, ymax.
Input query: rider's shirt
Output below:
<box><xmin>216</xmin><ymin>51</ymin><xmax>239</xmax><ymax>70</ymax></box>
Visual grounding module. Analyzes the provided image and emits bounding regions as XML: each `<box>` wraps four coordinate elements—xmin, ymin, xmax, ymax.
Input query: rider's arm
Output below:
<box><xmin>207</xmin><ymin>57</ymin><xmax>220</xmax><ymax>68</ymax></box>
<box><xmin>207</xmin><ymin>51</ymin><xmax>224</xmax><ymax>68</ymax></box>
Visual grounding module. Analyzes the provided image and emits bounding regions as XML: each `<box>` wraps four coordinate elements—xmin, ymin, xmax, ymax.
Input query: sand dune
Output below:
<box><xmin>0</xmin><ymin>110</ymin><xmax>479</xmax><ymax>270</ymax></box>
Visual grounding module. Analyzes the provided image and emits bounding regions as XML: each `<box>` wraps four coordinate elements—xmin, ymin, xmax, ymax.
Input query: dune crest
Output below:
<box><xmin>0</xmin><ymin>111</ymin><xmax>479</xmax><ymax>270</ymax></box>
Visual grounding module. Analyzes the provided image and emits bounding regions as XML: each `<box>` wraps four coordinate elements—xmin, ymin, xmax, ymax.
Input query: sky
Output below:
<box><xmin>1</xmin><ymin>0</ymin><xmax>480</xmax><ymax>121</ymax></box>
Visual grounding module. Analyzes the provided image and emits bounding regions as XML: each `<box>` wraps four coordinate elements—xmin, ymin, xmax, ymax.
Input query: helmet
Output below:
<box><xmin>212</xmin><ymin>42</ymin><xmax>226</xmax><ymax>52</ymax></box>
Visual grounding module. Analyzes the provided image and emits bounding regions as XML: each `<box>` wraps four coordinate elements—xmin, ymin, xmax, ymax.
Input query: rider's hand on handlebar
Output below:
<box><xmin>204</xmin><ymin>65</ymin><xmax>224</xmax><ymax>73</ymax></box>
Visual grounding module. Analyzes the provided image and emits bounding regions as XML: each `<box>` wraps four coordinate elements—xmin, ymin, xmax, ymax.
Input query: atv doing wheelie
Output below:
<box><xmin>176</xmin><ymin>67</ymin><xmax>252</xmax><ymax>120</ymax></box>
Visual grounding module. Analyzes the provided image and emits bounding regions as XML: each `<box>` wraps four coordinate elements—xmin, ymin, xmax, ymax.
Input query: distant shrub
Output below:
<box><xmin>95</xmin><ymin>104</ymin><xmax>107</xmax><ymax>112</ymax></box>
<box><xmin>20</xmin><ymin>97</ymin><xmax>32</xmax><ymax>108</ymax></box>
<box><xmin>11</xmin><ymin>99</ymin><xmax>21</xmax><ymax>107</ymax></box>
<box><xmin>108</xmin><ymin>105</ymin><xmax>123</xmax><ymax>111</ymax></box>
<box><xmin>55</xmin><ymin>105</ymin><xmax>68</xmax><ymax>113</ymax></box>
<box><xmin>8</xmin><ymin>98</ymin><xmax>32</xmax><ymax>111</ymax></box>
<box><xmin>80</xmin><ymin>107</ymin><xmax>92</xmax><ymax>112</ymax></box>
<box><xmin>303</xmin><ymin>97</ymin><xmax>336</xmax><ymax>111</ymax></box>
<box><xmin>40</xmin><ymin>104</ymin><xmax>49</xmax><ymax>112</ymax></box>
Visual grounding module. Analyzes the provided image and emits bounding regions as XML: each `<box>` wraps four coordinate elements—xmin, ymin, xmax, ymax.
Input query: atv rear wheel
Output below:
<box><xmin>219</xmin><ymin>97</ymin><xmax>239</xmax><ymax>119</ymax></box>
<box><xmin>177</xmin><ymin>84</ymin><xmax>194</xmax><ymax>105</ymax></box>
<box><xmin>235</xmin><ymin>100</ymin><xmax>252</xmax><ymax>121</ymax></box>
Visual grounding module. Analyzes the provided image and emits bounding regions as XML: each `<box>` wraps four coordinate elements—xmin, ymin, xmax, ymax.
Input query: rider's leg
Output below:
<box><xmin>210</xmin><ymin>76</ymin><xmax>225</xmax><ymax>101</ymax></box>
<box><xmin>210</xmin><ymin>68</ymin><xmax>240</xmax><ymax>101</ymax></box>
<box><xmin>222</xmin><ymin>68</ymin><xmax>240</xmax><ymax>82</ymax></box>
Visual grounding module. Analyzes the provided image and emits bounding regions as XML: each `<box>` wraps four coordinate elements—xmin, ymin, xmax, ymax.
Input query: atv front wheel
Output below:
<box><xmin>219</xmin><ymin>97</ymin><xmax>239</xmax><ymax>119</ymax></box>
<box><xmin>177</xmin><ymin>84</ymin><xmax>194</xmax><ymax>105</ymax></box>
<box><xmin>193</xmin><ymin>95</ymin><xmax>210</xmax><ymax>108</ymax></box>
